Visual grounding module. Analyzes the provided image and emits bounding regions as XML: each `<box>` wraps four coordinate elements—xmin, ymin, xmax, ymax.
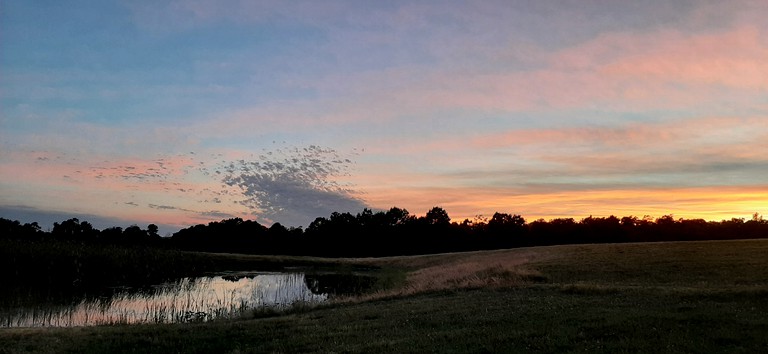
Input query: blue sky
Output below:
<box><xmin>1</xmin><ymin>0</ymin><xmax>767</xmax><ymax>233</ymax></box>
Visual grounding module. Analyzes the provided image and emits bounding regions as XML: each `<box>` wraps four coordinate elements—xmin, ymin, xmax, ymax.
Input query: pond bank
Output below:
<box><xmin>2</xmin><ymin>239</ymin><xmax>767</xmax><ymax>353</ymax></box>
<box><xmin>0</xmin><ymin>239</ymin><xmax>404</xmax><ymax>328</ymax></box>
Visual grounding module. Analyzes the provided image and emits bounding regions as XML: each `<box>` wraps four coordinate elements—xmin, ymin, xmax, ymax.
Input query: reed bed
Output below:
<box><xmin>1</xmin><ymin>274</ymin><xmax>327</xmax><ymax>328</ymax></box>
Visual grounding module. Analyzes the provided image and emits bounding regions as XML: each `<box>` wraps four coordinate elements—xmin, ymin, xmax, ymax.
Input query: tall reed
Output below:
<box><xmin>1</xmin><ymin>273</ymin><xmax>327</xmax><ymax>327</ymax></box>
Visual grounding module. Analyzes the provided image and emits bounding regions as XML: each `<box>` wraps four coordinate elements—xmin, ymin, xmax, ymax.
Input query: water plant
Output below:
<box><xmin>1</xmin><ymin>274</ymin><xmax>328</xmax><ymax>327</ymax></box>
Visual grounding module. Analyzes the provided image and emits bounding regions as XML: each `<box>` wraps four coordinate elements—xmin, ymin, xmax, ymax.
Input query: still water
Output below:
<box><xmin>3</xmin><ymin>272</ymin><xmax>333</xmax><ymax>327</ymax></box>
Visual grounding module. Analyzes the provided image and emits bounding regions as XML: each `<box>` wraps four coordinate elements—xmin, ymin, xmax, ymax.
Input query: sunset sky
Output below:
<box><xmin>1</xmin><ymin>1</ymin><xmax>767</xmax><ymax>234</ymax></box>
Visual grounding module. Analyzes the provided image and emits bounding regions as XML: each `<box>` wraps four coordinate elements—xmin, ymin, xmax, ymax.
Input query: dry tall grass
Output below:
<box><xmin>347</xmin><ymin>248</ymin><xmax>552</xmax><ymax>300</ymax></box>
<box><xmin>400</xmin><ymin>260</ymin><xmax>544</xmax><ymax>294</ymax></box>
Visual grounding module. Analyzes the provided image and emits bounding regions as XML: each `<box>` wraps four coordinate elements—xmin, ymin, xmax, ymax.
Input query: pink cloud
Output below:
<box><xmin>497</xmin><ymin>23</ymin><xmax>766</xmax><ymax>106</ymax></box>
<box><xmin>380</xmin><ymin>24</ymin><xmax>768</xmax><ymax>114</ymax></box>
<box><xmin>593</xmin><ymin>27</ymin><xmax>767</xmax><ymax>90</ymax></box>
<box><xmin>178</xmin><ymin>23</ymin><xmax>767</xmax><ymax>143</ymax></box>
<box><xmin>352</xmin><ymin>115</ymin><xmax>768</xmax><ymax>169</ymax></box>
<box><xmin>347</xmin><ymin>113</ymin><xmax>768</xmax><ymax>218</ymax></box>
<box><xmin>0</xmin><ymin>150</ymin><xmax>242</xmax><ymax>226</ymax></box>
<box><xmin>81</xmin><ymin>156</ymin><xmax>197</xmax><ymax>181</ymax></box>
<box><xmin>470</xmin><ymin>116</ymin><xmax>768</xmax><ymax>151</ymax></box>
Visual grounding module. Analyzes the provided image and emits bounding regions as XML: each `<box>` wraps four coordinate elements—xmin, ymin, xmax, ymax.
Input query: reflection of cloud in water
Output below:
<box><xmin>3</xmin><ymin>273</ymin><xmax>326</xmax><ymax>327</ymax></box>
<box><xmin>208</xmin><ymin>273</ymin><xmax>327</xmax><ymax>307</ymax></box>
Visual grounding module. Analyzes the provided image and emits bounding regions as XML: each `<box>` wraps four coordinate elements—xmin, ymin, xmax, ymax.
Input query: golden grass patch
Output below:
<box><xmin>346</xmin><ymin>249</ymin><xmax>551</xmax><ymax>301</ymax></box>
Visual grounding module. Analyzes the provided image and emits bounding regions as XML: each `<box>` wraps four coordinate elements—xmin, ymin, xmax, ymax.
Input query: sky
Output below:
<box><xmin>1</xmin><ymin>0</ymin><xmax>767</xmax><ymax>234</ymax></box>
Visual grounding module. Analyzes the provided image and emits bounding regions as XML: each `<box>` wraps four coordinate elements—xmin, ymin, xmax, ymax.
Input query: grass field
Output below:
<box><xmin>1</xmin><ymin>239</ymin><xmax>767</xmax><ymax>353</ymax></box>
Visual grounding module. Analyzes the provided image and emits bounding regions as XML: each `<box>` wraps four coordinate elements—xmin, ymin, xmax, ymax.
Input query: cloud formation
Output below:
<box><xmin>219</xmin><ymin>145</ymin><xmax>366</xmax><ymax>226</ymax></box>
<box><xmin>1</xmin><ymin>1</ymin><xmax>766</xmax><ymax>231</ymax></box>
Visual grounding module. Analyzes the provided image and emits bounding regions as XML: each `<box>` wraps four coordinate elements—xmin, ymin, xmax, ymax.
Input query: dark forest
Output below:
<box><xmin>3</xmin><ymin>207</ymin><xmax>767</xmax><ymax>257</ymax></box>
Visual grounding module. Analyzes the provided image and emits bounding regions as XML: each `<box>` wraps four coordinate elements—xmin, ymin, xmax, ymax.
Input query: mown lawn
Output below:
<box><xmin>2</xmin><ymin>239</ymin><xmax>767</xmax><ymax>353</ymax></box>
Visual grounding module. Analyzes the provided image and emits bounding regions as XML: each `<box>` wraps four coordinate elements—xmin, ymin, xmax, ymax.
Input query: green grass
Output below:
<box><xmin>2</xmin><ymin>239</ymin><xmax>768</xmax><ymax>353</ymax></box>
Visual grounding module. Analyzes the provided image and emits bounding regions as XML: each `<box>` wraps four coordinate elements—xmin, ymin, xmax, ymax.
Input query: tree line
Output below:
<box><xmin>2</xmin><ymin>207</ymin><xmax>767</xmax><ymax>257</ymax></box>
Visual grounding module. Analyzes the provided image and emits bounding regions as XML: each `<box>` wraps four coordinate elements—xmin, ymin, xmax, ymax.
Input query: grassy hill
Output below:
<box><xmin>1</xmin><ymin>239</ymin><xmax>767</xmax><ymax>353</ymax></box>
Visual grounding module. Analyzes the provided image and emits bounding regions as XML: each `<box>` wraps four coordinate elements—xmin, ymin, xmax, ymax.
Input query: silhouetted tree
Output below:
<box><xmin>530</xmin><ymin>218</ymin><xmax>578</xmax><ymax>245</ymax></box>
<box><xmin>0</xmin><ymin>218</ymin><xmax>43</xmax><ymax>239</ymax></box>
<box><xmin>356</xmin><ymin>208</ymin><xmax>375</xmax><ymax>228</ymax></box>
<box><xmin>371</xmin><ymin>207</ymin><xmax>417</xmax><ymax>256</ymax></box>
<box><xmin>123</xmin><ymin>225</ymin><xmax>147</xmax><ymax>240</ymax></box>
<box><xmin>580</xmin><ymin>215</ymin><xmax>622</xmax><ymax>243</ymax></box>
<box><xmin>307</xmin><ymin>217</ymin><xmax>329</xmax><ymax>234</ymax></box>
<box><xmin>423</xmin><ymin>206</ymin><xmax>450</xmax><ymax>226</ymax></box>
<box><xmin>52</xmin><ymin>218</ymin><xmax>99</xmax><ymax>242</ymax></box>
<box><xmin>385</xmin><ymin>207</ymin><xmax>415</xmax><ymax>226</ymax></box>
<box><xmin>269</xmin><ymin>222</ymin><xmax>288</xmax><ymax>234</ymax></box>
<box><xmin>147</xmin><ymin>224</ymin><xmax>159</xmax><ymax>238</ymax></box>
<box><xmin>486</xmin><ymin>212</ymin><xmax>527</xmax><ymax>247</ymax></box>
<box><xmin>20</xmin><ymin>207</ymin><xmax>754</xmax><ymax>257</ymax></box>
<box><xmin>97</xmin><ymin>226</ymin><xmax>122</xmax><ymax>243</ymax></box>
<box><xmin>488</xmin><ymin>213</ymin><xmax>525</xmax><ymax>228</ymax></box>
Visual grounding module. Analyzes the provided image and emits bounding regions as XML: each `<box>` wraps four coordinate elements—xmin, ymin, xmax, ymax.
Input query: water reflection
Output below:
<box><xmin>304</xmin><ymin>273</ymin><xmax>379</xmax><ymax>296</ymax></box>
<box><xmin>3</xmin><ymin>273</ymin><xmax>325</xmax><ymax>327</ymax></box>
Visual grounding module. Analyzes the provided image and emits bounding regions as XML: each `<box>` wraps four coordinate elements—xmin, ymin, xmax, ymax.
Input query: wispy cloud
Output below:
<box><xmin>348</xmin><ymin>114</ymin><xmax>768</xmax><ymax>221</ymax></box>
<box><xmin>2</xmin><ymin>0</ymin><xmax>765</xmax><ymax>231</ymax></box>
<box><xmin>177</xmin><ymin>21</ymin><xmax>768</xmax><ymax>153</ymax></box>
<box><xmin>393</xmin><ymin>26</ymin><xmax>768</xmax><ymax>114</ymax></box>
<box><xmin>148</xmin><ymin>204</ymin><xmax>178</xmax><ymax>210</ymax></box>
<box><xmin>1</xmin><ymin>143</ymin><xmax>368</xmax><ymax>228</ymax></box>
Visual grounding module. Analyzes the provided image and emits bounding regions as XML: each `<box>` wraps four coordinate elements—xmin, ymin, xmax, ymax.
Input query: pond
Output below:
<box><xmin>2</xmin><ymin>271</ymin><xmax>380</xmax><ymax>328</ymax></box>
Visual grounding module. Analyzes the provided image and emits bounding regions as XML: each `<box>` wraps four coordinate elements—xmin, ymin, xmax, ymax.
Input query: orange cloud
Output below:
<box><xmin>353</xmin><ymin>115</ymin><xmax>768</xmax><ymax>168</ymax></box>
<box><xmin>349</xmin><ymin>112</ymin><xmax>768</xmax><ymax>224</ymax></box>
<box><xmin>362</xmin><ymin>184</ymin><xmax>768</xmax><ymax>223</ymax></box>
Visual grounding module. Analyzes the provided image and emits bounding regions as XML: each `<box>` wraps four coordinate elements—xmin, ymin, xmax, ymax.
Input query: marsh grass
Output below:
<box><xmin>0</xmin><ymin>238</ymin><xmax>360</xmax><ymax>316</ymax></box>
<box><xmin>1</xmin><ymin>274</ymin><xmax>329</xmax><ymax>327</ymax></box>
<box><xmin>0</xmin><ymin>239</ymin><xmax>347</xmax><ymax>301</ymax></box>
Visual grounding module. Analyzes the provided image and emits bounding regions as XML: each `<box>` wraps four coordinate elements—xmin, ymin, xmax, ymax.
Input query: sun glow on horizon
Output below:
<box><xmin>1</xmin><ymin>1</ymin><xmax>766</xmax><ymax>232</ymax></box>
